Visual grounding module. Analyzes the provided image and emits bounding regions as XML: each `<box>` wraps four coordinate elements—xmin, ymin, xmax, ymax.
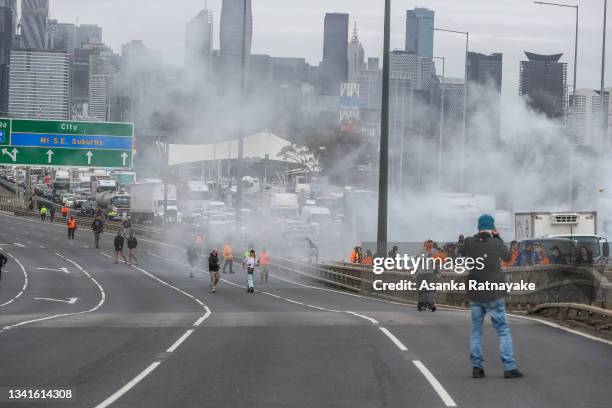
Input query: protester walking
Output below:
<box><xmin>259</xmin><ymin>248</ymin><xmax>270</xmax><ymax>283</ymax></box>
<box><xmin>209</xmin><ymin>249</ymin><xmax>221</xmax><ymax>293</ymax></box>
<box><xmin>222</xmin><ymin>242</ymin><xmax>234</xmax><ymax>274</ymax></box>
<box><xmin>462</xmin><ymin>214</ymin><xmax>523</xmax><ymax>379</ymax></box>
<box><xmin>92</xmin><ymin>217</ymin><xmax>104</xmax><ymax>249</ymax></box>
<box><xmin>49</xmin><ymin>206</ymin><xmax>55</xmax><ymax>223</ymax></box>
<box><xmin>113</xmin><ymin>231</ymin><xmax>127</xmax><ymax>264</ymax></box>
<box><xmin>40</xmin><ymin>206</ymin><xmax>47</xmax><ymax>221</ymax></box>
<box><xmin>127</xmin><ymin>232</ymin><xmax>138</xmax><ymax>265</ymax></box>
<box><xmin>0</xmin><ymin>251</ymin><xmax>7</xmax><ymax>281</ymax></box>
<box><xmin>67</xmin><ymin>216</ymin><xmax>77</xmax><ymax>240</ymax></box>
<box><xmin>243</xmin><ymin>249</ymin><xmax>257</xmax><ymax>293</ymax></box>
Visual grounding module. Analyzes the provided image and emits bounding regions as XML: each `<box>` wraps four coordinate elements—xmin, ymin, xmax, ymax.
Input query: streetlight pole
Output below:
<box><xmin>601</xmin><ymin>0</ymin><xmax>608</xmax><ymax>143</ymax></box>
<box><xmin>534</xmin><ymin>2</ymin><xmax>578</xmax><ymax>129</ymax></box>
<box><xmin>433</xmin><ymin>56</ymin><xmax>445</xmax><ymax>190</ymax></box>
<box><xmin>236</xmin><ymin>0</ymin><xmax>248</xmax><ymax>228</ymax></box>
<box><xmin>377</xmin><ymin>0</ymin><xmax>391</xmax><ymax>256</ymax></box>
<box><xmin>433</xmin><ymin>28</ymin><xmax>468</xmax><ymax>192</ymax></box>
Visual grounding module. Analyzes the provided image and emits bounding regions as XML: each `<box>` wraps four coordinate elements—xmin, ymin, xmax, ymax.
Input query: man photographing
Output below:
<box><xmin>462</xmin><ymin>214</ymin><xmax>523</xmax><ymax>379</ymax></box>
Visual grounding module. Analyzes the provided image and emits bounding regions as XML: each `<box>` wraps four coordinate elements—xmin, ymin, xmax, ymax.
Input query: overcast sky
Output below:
<box><xmin>46</xmin><ymin>0</ymin><xmax>609</xmax><ymax>100</ymax></box>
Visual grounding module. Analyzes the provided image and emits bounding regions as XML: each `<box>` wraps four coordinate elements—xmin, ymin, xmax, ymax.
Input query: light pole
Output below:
<box><xmin>433</xmin><ymin>28</ymin><xmax>468</xmax><ymax>192</ymax></box>
<box><xmin>377</xmin><ymin>0</ymin><xmax>391</xmax><ymax>256</ymax></box>
<box><xmin>433</xmin><ymin>56</ymin><xmax>445</xmax><ymax>190</ymax></box>
<box><xmin>236</xmin><ymin>0</ymin><xmax>248</xmax><ymax>228</ymax></box>
<box><xmin>534</xmin><ymin>2</ymin><xmax>578</xmax><ymax>127</ymax></box>
<box><xmin>601</xmin><ymin>0</ymin><xmax>608</xmax><ymax>143</ymax></box>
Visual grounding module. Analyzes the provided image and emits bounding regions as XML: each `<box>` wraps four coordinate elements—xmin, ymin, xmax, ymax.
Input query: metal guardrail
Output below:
<box><xmin>268</xmin><ymin>256</ymin><xmax>612</xmax><ymax>333</ymax></box>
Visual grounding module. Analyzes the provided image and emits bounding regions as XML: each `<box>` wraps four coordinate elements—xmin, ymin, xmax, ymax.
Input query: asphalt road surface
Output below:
<box><xmin>0</xmin><ymin>213</ymin><xmax>610</xmax><ymax>408</ymax></box>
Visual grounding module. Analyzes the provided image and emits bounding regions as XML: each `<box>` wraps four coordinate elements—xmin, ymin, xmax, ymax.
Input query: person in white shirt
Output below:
<box><xmin>243</xmin><ymin>249</ymin><xmax>257</xmax><ymax>293</ymax></box>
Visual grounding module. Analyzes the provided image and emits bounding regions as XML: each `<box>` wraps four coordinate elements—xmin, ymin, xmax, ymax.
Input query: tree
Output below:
<box><xmin>277</xmin><ymin>144</ymin><xmax>320</xmax><ymax>172</ymax></box>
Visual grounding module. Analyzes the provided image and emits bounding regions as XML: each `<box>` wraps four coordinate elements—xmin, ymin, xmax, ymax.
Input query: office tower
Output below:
<box><xmin>77</xmin><ymin>24</ymin><xmax>102</xmax><ymax>47</ymax></box>
<box><xmin>219</xmin><ymin>0</ymin><xmax>252</xmax><ymax>80</ymax></box>
<box><xmin>185</xmin><ymin>7</ymin><xmax>213</xmax><ymax>71</ymax></box>
<box><xmin>0</xmin><ymin>0</ymin><xmax>16</xmax><ymax>113</ymax></box>
<box><xmin>568</xmin><ymin>89</ymin><xmax>609</xmax><ymax>147</ymax></box>
<box><xmin>21</xmin><ymin>0</ymin><xmax>48</xmax><ymax>49</ymax></box>
<box><xmin>519</xmin><ymin>52</ymin><xmax>567</xmax><ymax>119</ymax></box>
<box><xmin>89</xmin><ymin>47</ymin><xmax>117</xmax><ymax>121</ymax></box>
<box><xmin>405</xmin><ymin>7</ymin><xmax>434</xmax><ymax>57</ymax></box>
<box><xmin>467</xmin><ymin>52</ymin><xmax>503</xmax><ymax>139</ymax></box>
<box><xmin>9</xmin><ymin>49</ymin><xmax>70</xmax><ymax>119</ymax></box>
<box><xmin>347</xmin><ymin>22</ymin><xmax>365</xmax><ymax>83</ymax></box>
<box><xmin>320</xmin><ymin>13</ymin><xmax>349</xmax><ymax>96</ymax></box>
<box><xmin>390</xmin><ymin>50</ymin><xmax>435</xmax><ymax>90</ymax></box>
<box><xmin>50</xmin><ymin>22</ymin><xmax>77</xmax><ymax>54</ymax></box>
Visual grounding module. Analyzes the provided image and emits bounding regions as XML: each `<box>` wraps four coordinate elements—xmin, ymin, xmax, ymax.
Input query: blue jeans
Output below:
<box><xmin>470</xmin><ymin>298</ymin><xmax>517</xmax><ymax>371</ymax></box>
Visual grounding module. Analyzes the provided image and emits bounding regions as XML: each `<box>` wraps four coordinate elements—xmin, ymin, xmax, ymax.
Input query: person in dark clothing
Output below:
<box><xmin>549</xmin><ymin>246</ymin><xmax>568</xmax><ymax>265</ymax></box>
<box><xmin>127</xmin><ymin>232</ymin><xmax>138</xmax><ymax>266</ymax></box>
<box><xmin>49</xmin><ymin>206</ymin><xmax>56</xmax><ymax>223</ymax></box>
<box><xmin>575</xmin><ymin>245</ymin><xmax>593</xmax><ymax>265</ymax></box>
<box><xmin>113</xmin><ymin>231</ymin><xmax>127</xmax><ymax>264</ymax></box>
<box><xmin>187</xmin><ymin>242</ymin><xmax>199</xmax><ymax>278</ymax></box>
<box><xmin>208</xmin><ymin>249</ymin><xmax>221</xmax><ymax>293</ymax></box>
<box><xmin>92</xmin><ymin>217</ymin><xmax>104</xmax><ymax>249</ymax></box>
<box><xmin>388</xmin><ymin>245</ymin><xmax>399</xmax><ymax>258</ymax></box>
<box><xmin>462</xmin><ymin>214</ymin><xmax>523</xmax><ymax>380</ymax></box>
<box><xmin>0</xmin><ymin>251</ymin><xmax>7</xmax><ymax>281</ymax></box>
<box><xmin>516</xmin><ymin>241</ymin><xmax>539</xmax><ymax>266</ymax></box>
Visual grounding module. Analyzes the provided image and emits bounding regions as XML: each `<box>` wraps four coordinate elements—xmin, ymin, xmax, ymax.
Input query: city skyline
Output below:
<box><xmin>46</xmin><ymin>0</ymin><xmax>611</xmax><ymax>99</ymax></box>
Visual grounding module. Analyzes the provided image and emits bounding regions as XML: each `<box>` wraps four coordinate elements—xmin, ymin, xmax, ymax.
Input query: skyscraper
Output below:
<box><xmin>77</xmin><ymin>24</ymin><xmax>102</xmax><ymax>48</ymax></box>
<box><xmin>0</xmin><ymin>0</ymin><xmax>16</xmax><ymax>113</ymax></box>
<box><xmin>21</xmin><ymin>0</ymin><xmax>49</xmax><ymax>49</ymax></box>
<box><xmin>347</xmin><ymin>22</ymin><xmax>365</xmax><ymax>83</ymax></box>
<box><xmin>405</xmin><ymin>8</ymin><xmax>434</xmax><ymax>58</ymax></box>
<box><xmin>9</xmin><ymin>49</ymin><xmax>70</xmax><ymax>119</ymax></box>
<box><xmin>320</xmin><ymin>13</ymin><xmax>349</xmax><ymax>96</ymax></box>
<box><xmin>50</xmin><ymin>22</ymin><xmax>77</xmax><ymax>55</ymax></box>
<box><xmin>220</xmin><ymin>0</ymin><xmax>252</xmax><ymax>79</ymax></box>
<box><xmin>519</xmin><ymin>52</ymin><xmax>567</xmax><ymax>119</ymax></box>
<box><xmin>185</xmin><ymin>7</ymin><xmax>213</xmax><ymax>71</ymax></box>
<box><xmin>467</xmin><ymin>52</ymin><xmax>503</xmax><ymax>139</ymax></box>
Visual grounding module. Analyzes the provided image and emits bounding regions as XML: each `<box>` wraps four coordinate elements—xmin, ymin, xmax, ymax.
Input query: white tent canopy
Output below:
<box><xmin>168</xmin><ymin>132</ymin><xmax>292</xmax><ymax>166</ymax></box>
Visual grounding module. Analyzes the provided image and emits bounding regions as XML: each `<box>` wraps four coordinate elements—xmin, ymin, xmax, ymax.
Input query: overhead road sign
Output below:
<box><xmin>0</xmin><ymin>118</ymin><xmax>134</xmax><ymax>169</ymax></box>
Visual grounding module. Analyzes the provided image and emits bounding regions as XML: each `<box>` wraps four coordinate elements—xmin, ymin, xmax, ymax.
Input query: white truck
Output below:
<box><xmin>130</xmin><ymin>180</ymin><xmax>180</xmax><ymax>224</ymax></box>
<box><xmin>183</xmin><ymin>180</ymin><xmax>211</xmax><ymax>214</ymax></box>
<box><xmin>268</xmin><ymin>193</ymin><xmax>299</xmax><ymax>220</ymax></box>
<box><xmin>515</xmin><ymin>211</ymin><xmax>597</xmax><ymax>240</ymax></box>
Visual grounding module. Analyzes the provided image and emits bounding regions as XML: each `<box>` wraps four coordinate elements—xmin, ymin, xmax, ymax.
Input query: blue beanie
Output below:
<box><xmin>478</xmin><ymin>214</ymin><xmax>495</xmax><ymax>231</ymax></box>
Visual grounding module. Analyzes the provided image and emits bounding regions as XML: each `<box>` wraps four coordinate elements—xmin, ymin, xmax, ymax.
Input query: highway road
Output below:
<box><xmin>0</xmin><ymin>212</ymin><xmax>611</xmax><ymax>408</ymax></box>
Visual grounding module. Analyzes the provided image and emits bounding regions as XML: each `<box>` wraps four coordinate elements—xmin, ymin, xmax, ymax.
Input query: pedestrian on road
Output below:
<box><xmin>222</xmin><ymin>242</ymin><xmax>234</xmax><ymax>274</ymax></box>
<box><xmin>113</xmin><ymin>231</ymin><xmax>127</xmax><ymax>264</ymax></box>
<box><xmin>259</xmin><ymin>248</ymin><xmax>270</xmax><ymax>283</ymax></box>
<box><xmin>209</xmin><ymin>249</ymin><xmax>221</xmax><ymax>293</ymax></box>
<box><xmin>61</xmin><ymin>205</ymin><xmax>69</xmax><ymax>219</ymax></box>
<box><xmin>186</xmin><ymin>241</ymin><xmax>199</xmax><ymax>278</ymax></box>
<box><xmin>0</xmin><ymin>251</ymin><xmax>7</xmax><ymax>281</ymax></box>
<box><xmin>243</xmin><ymin>249</ymin><xmax>257</xmax><ymax>293</ymax></box>
<box><xmin>40</xmin><ymin>206</ymin><xmax>48</xmax><ymax>221</ymax></box>
<box><xmin>417</xmin><ymin>239</ymin><xmax>440</xmax><ymax>312</ymax></box>
<box><xmin>462</xmin><ymin>214</ymin><xmax>523</xmax><ymax>379</ymax></box>
<box><xmin>127</xmin><ymin>232</ymin><xmax>138</xmax><ymax>265</ymax></box>
<box><xmin>122</xmin><ymin>217</ymin><xmax>131</xmax><ymax>237</ymax></box>
<box><xmin>67</xmin><ymin>216</ymin><xmax>77</xmax><ymax>240</ymax></box>
<box><xmin>92</xmin><ymin>216</ymin><xmax>104</xmax><ymax>249</ymax></box>
<box><xmin>49</xmin><ymin>206</ymin><xmax>55</xmax><ymax>223</ymax></box>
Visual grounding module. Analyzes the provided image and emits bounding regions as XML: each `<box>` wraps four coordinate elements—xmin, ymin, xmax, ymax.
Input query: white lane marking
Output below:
<box><xmin>12</xmin><ymin>242</ymin><xmax>25</xmax><ymax>247</ymax></box>
<box><xmin>0</xmin><ymin>253</ymin><xmax>28</xmax><ymax>307</ymax></box>
<box><xmin>345</xmin><ymin>311</ymin><xmax>379</xmax><ymax>325</ymax></box>
<box><xmin>94</xmin><ymin>253</ymin><xmax>211</xmax><ymax>407</ymax></box>
<box><xmin>94</xmin><ymin>362</ymin><xmax>161</xmax><ymax>408</ymax></box>
<box><xmin>166</xmin><ymin>329</ymin><xmax>194</xmax><ymax>353</ymax></box>
<box><xmin>39</xmin><ymin>245</ymin><xmax>45</xmax><ymax>248</ymax></box>
<box><xmin>379</xmin><ymin>327</ymin><xmax>408</xmax><ymax>351</ymax></box>
<box><xmin>36</xmin><ymin>267</ymin><xmax>70</xmax><ymax>274</ymax></box>
<box><xmin>412</xmin><ymin>360</ymin><xmax>458</xmax><ymax>407</ymax></box>
<box><xmin>507</xmin><ymin>313</ymin><xmax>612</xmax><ymax>347</ymax></box>
<box><xmin>34</xmin><ymin>297</ymin><xmax>79</xmax><ymax>304</ymax></box>
<box><xmin>0</xmin><ymin>254</ymin><xmax>105</xmax><ymax>333</ymax></box>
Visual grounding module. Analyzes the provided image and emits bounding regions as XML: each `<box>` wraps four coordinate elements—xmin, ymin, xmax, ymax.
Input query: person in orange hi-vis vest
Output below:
<box><xmin>67</xmin><ymin>216</ymin><xmax>77</xmax><ymax>240</ymax></box>
<box><xmin>364</xmin><ymin>250</ymin><xmax>373</xmax><ymax>266</ymax></box>
<box><xmin>259</xmin><ymin>249</ymin><xmax>270</xmax><ymax>283</ymax></box>
<box><xmin>222</xmin><ymin>243</ymin><xmax>234</xmax><ymax>274</ymax></box>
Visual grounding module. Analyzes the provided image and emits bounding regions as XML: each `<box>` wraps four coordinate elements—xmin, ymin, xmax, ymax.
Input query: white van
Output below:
<box><xmin>301</xmin><ymin>206</ymin><xmax>332</xmax><ymax>226</ymax></box>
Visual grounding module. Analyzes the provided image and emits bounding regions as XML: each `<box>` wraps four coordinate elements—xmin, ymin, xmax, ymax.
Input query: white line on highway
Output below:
<box><xmin>0</xmin><ymin>254</ymin><xmax>105</xmax><ymax>333</ymax></box>
<box><xmin>12</xmin><ymin>242</ymin><xmax>24</xmax><ymax>247</ymax></box>
<box><xmin>166</xmin><ymin>329</ymin><xmax>194</xmax><ymax>353</ymax></box>
<box><xmin>345</xmin><ymin>311</ymin><xmax>379</xmax><ymax>325</ymax></box>
<box><xmin>379</xmin><ymin>327</ymin><xmax>408</xmax><ymax>351</ymax></box>
<box><xmin>0</xmin><ymin>253</ymin><xmax>28</xmax><ymax>308</ymax></box>
<box><xmin>94</xmin><ymin>362</ymin><xmax>161</xmax><ymax>408</ymax></box>
<box><xmin>412</xmin><ymin>360</ymin><xmax>457</xmax><ymax>407</ymax></box>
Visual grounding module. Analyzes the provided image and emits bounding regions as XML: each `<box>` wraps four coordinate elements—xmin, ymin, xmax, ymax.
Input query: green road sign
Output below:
<box><xmin>0</xmin><ymin>118</ymin><xmax>134</xmax><ymax>169</ymax></box>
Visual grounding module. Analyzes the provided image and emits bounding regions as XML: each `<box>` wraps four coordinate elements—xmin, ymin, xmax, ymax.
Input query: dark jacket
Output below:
<box><xmin>462</xmin><ymin>232</ymin><xmax>511</xmax><ymax>303</ymax></box>
<box><xmin>209</xmin><ymin>253</ymin><xmax>220</xmax><ymax>272</ymax></box>
<box><xmin>114</xmin><ymin>235</ymin><xmax>124</xmax><ymax>250</ymax></box>
<box><xmin>92</xmin><ymin>219</ymin><xmax>104</xmax><ymax>233</ymax></box>
<box><xmin>127</xmin><ymin>236</ymin><xmax>138</xmax><ymax>249</ymax></box>
<box><xmin>0</xmin><ymin>252</ymin><xmax>7</xmax><ymax>267</ymax></box>
<box><xmin>549</xmin><ymin>254</ymin><xmax>568</xmax><ymax>265</ymax></box>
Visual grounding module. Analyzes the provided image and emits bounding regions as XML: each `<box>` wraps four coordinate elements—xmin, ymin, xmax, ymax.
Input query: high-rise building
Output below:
<box><xmin>50</xmin><ymin>22</ymin><xmax>77</xmax><ymax>55</ymax></box>
<box><xmin>0</xmin><ymin>0</ymin><xmax>16</xmax><ymax>113</ymax></box>
<box><xmin>519</xmin><ymin>52</ymin><xmax>567</xmax><ymax>119</ymax></box>
<box><xmin>21</xmin><ymin>0</ymin><xmax>49</xmax><ymax>49</ymax></box>
<box><xmin>77</xmin><ymin>24</ymin><xmax>102</xmax><ymax>48</ymax></box>
<box><xmin>219</xmin><ymin>0</ymin><xmax>252</xmax><ymax>80</ymax></box>
<box><xmin>568</xmin><ymin>89</ymin><xmax>609</xmax><ymax>147</ymax></box>
<box><xmin>390</xmin><ymin>50</ymin><xmax>435</xmax><ymax>90</ymax></box>
<box><xmin>320</xmin><ymin>13</ymin><xmax>349</xmax><ymax>96</ymax></box>
<box><xmin>89</xmin><ymin>47</ymin><xmax>118</xmax><ymax>121</ymax></box>
<box><xmin>467</xmin><ymin>52</ymin><xmax>503</xmax><ymax>139</ymax></box>
<box><xmin>185</xmin><ymin>7</ymin><xmax>213</xmax><ymax>71</ymax></box>
<box><xmin>347</xmin><ymin>22</ymin><xmax>365</xmax><ymax>83</ymax></box>
<box><xmin>8</xmin><ymin>49</ymin><xmax>70</xmax><ymax>119</ymax></box>
<box><xmin>405</xmin><ymin>8</ymin><xmax>434</xmax><ymax>58</ymax></box>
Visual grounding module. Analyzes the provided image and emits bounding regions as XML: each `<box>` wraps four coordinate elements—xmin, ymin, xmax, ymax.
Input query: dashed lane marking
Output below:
<box><xmin>0</xmin><ymin>253</ymin><xmax>28</xmax><ymax>308</ymax></box>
